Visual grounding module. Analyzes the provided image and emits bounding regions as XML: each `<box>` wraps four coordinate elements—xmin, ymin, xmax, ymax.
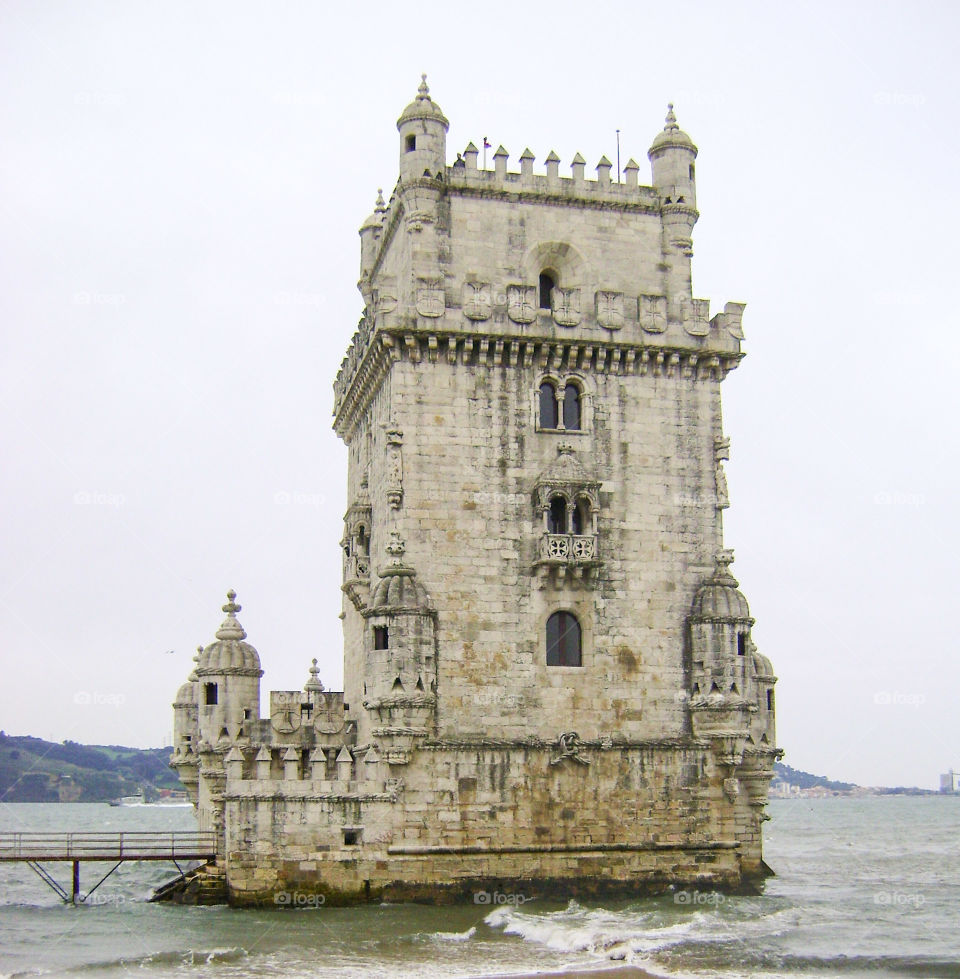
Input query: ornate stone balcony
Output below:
<box><xmin>534</xmin><ymin>533</ymin><xmax>600</xmax><ymax>588</ymax></box>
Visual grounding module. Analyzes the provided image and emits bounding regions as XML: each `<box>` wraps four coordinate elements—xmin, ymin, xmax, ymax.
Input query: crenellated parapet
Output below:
<box><xmin>336</xmin><ymin>104</ymin><xmax>743</xmax><ymax>442</ymax></box>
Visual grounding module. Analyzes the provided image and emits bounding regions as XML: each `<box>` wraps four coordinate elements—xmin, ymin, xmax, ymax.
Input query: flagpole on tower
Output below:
<box><xmin>616</xmin><ymin>129</ymin><xmax>621</xmax><ymax>184</ymax></box>
<box><xmin>482</xmin><ymin>137</ymin><xmax>489</xmax><ymax>169</ymax></box>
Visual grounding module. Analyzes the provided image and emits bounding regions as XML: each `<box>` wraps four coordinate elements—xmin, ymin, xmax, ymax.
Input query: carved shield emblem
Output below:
<box><xmin>416</xmin><ymin>279</ymin><xmax>445</xmax><ymax>318</ymax></box>
<box><xmin>596</xmin><ymin>290</ymin><xmax>624</xmax><ymax>331</ymax></box>
<box><xmin>552</xmin><ymin>287</ymin><xmax>581</xmax><ymax>327</ymax></box>
<box><xmin>462</xmin><ymin>281</ymin><xmax>492</xmax><ymax>321</ymax></box>
<box><xmin>722</xmin><ymin>301</ymin><xmax>746</xmax><ymax>339</ymax></box>
<box><xmin>375</xmin><ymin>290</ymin><xmax>397</xmax><ymax>315</ymax></box>
<box><xmin>507</xmin><ymin>284</ymin><xmax>536</xmax><ymax>324</ymax></box>
<box><xmin>686</xmin><ymin>298</ymin><xmax>710</xmax><ymax>337</ymax></box>
<box><xmin>639</xmin><ymin>294</ymin><xmax>667</xmax><ymax>334</ymax></box>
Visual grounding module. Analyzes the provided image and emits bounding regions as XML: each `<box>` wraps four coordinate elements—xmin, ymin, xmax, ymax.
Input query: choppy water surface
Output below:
<box><xmin>0</xmin><ymin>797</ymin><xmax>956</xmax><ymax>978</ymax></box>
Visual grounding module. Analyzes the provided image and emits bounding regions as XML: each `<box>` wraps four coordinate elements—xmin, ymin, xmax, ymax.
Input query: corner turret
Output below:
<box><xmin>195</xmin><ymin>590</ymin><xmax>263</xmax><ymax>745</ymax></box>
<box><xmin>396</xmin><ymin>74</ymin><xmax>448</xmax><ymax>183</ymax></box>
<box><xmin>648</xmin><ymin>103</ymin><xmax>697</xmax><ymax>208</ymax></box>
<box><xmin>649</xmin><ymin>104</ymin><xmax>699</xmax><ymax>316</ymax></box>
<box><xmin>358</xmin><ymin>188</ymin><xmax>386</xmax><ymax>301</ymax></box>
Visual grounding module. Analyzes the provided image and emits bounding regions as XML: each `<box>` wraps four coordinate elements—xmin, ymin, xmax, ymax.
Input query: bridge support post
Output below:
<box><xmin>72</xmin><ymin>861</ymin><xmax>80</xmax><ymax>904</ymax></box>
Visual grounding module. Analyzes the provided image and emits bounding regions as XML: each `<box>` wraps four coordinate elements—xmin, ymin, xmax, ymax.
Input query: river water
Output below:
<box><xmin>0</xmin><ymin>797</ymin><xmax>956</xmax><ymax>978</ymax></box>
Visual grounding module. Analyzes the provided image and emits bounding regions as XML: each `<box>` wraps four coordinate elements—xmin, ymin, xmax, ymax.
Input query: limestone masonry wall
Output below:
<box><xmin>170</xmin><ymin>78</ymin><xmax>780</xmax><ymax>906</ymax></box>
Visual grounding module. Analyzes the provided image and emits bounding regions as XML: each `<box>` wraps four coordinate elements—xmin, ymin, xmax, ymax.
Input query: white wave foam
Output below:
<box><xmin>485</xmin><ymin>900</ymin><xmax>702</xmax><ymax>960</ymax></box>
<box><xmin>432</xmin><ymin>926</ymin><xmax>477</xmax><ymax>942</ymax></box>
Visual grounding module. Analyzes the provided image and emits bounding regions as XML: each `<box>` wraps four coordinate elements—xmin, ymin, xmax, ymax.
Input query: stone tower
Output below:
<box><xmin>170</xmin><ymin>79</ymin><xmax>780</xmax><ymax>906</ymax></box>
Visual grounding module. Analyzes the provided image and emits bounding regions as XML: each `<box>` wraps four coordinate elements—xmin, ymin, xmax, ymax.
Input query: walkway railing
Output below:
<box><xmin>0</xmin><ymin>831</ymin><xmax>216</xmax><ymax>863</ymax></box>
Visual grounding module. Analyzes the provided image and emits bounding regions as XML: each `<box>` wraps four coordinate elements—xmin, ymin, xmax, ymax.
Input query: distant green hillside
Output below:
<box><xmin>774</xmin><ymin>761</ymin><xmax>856</xmax><ymax>791</ymax></box>
<box><xmin>0</xmin><ymin>732</ymin><xmax>180</xmax><ymax>803</ymax></box>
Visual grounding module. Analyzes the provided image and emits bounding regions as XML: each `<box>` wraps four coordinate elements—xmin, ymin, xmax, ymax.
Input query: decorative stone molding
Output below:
<box><xmin>685</xmin><ymin>298</ymin><xmax>711</xmax><ymax>337</ymax></box>
<box><xmin>714</xmin><ymin>435</ymin><xmax>730</xmax><ymax>510</ymax></box>
<box><xmin>507</xmin><ymin>284</ymin><xmax>536</xmax><ymax>324</ymax></box>
<box><xmin>462</xmin><ymin>281</ymin><xmax>492</xmax><ymax>321</ymax></box>
<box><xmin>552</xmin><ymin>287</ymin><xmax>581</xmax><ymax>327</ymax></box>
<box><xmin>711</xmin><ymin>301</ymin><xmax>746</xmax><ymax>339</ymax></box>
<box><xmin>549</xmin><ymin>731</ymin><xmax>591</xmax><ymax>767</ymax></box>
<box><xmin>416</xmin><ymin>278</ymin><xmax>444</xmax><ymax>317</ymax></box>
<box><xmin>639</xmin><ymin>294</ymin><xmax>667</xmax><ymax>333</ymax></box>
<box><xmin>385</xmin><ymin>427</ymin><xmax>403</xmax><ymax>509</ymax></box>
<box><xmin>596</xmin><ymin>290</ymin><xmax>624</xmax><ymax>330</ymax></box>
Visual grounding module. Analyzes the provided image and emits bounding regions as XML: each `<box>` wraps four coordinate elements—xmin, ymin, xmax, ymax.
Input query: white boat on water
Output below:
<box><xmin>108</xmin><ymin>792</ymin><xmax>192</xmax><ymax>807</ymax></box>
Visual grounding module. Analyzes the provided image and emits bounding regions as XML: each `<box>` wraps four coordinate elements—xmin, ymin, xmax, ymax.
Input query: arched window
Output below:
<box><xmin>539</xmin><ymin>271</ymin><xmax>556</xmax><ymax>310</ymax></box>
<box><xmin>539</xmin><ymin>381</ymin><xmax>559</xmax><ymax>429</ymax></box>
<box><xmin>562</xmin><ymin>384</ymin><xmax>581</xmax><ymax>431</ymax></box>
<box><xmin>357</xmin><ymin>525</ymin><xmax>368</xmax><ymax>556</ymax></box>
<box><xmin>546</xmin><ymin>611</ymin><xmax>582</xmax><ymax>667</ymax></box>
<box><xmin>572</xmin><ymin>498</ymin><xmax>591</xmax><ymax>536</ymax></box>
<box><xmin>547</xmin><ymin>495</ymin><xmax>567</xmax><ymax>534</ymax></box>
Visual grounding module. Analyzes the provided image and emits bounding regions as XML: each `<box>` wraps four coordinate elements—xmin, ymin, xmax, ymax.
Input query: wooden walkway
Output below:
<box><xmin>0</xmin><ymin>832</ymin><xmax>216</xmax><ymax>903</ymax></box>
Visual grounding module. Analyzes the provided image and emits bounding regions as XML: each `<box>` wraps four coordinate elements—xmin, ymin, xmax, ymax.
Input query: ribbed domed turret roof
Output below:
<box><xmin>174</xmin><ymin>647</ymin><xmax>202</xmax><ymax>706</ymax></box>
<box><xmin>752</xmin><ymin>651</ymin><xmax>776</xmax><ymax>680</ymax></box>
<box><xmin>370</xmin><ymin>566</ymin><xmax>430</xmax><ymax>612</ymax></box>
<box><xmin>648</xmin><ymin>104</ymin><xmax>697</xmax><ymax>155</ymax></box>
<box><xmin>690</xmin><ymin>553</ymin><xmax>753</xmax><ymax>623</ymax></box>
<box><xmin>196</xmin><ymin>590</ymin><xmax>263</xmax><ymax>677</ymax></box>
<box><xmin>397</xmin><ymin>74</ymin><xmax>449</xmax><ymax>129</ymax></box>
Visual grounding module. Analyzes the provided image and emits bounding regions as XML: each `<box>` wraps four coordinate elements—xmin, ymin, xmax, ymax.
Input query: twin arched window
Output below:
<box><xmin>546</xmin><ymin>495</ymin><xmax>592</xmax><ymax>535</ymax></box>
<box><xmin>539</xmin><ymin>380</ymin><xmax>581</xmax><ymax>431</ymax></box>
<box><xmin>546</xmin><ymin>610</ymin><xmax>582</xmax><ymax>667</ymax></box>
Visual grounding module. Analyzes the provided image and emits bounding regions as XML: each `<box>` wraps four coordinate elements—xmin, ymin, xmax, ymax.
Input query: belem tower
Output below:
<box><xmin>169</xmin><ymin>78</ymin><xmax>781</xmax><ymax>906</ymax></box>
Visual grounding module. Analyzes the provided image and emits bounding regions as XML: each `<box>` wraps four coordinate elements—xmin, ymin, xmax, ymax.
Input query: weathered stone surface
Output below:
<box><xmin>166</xmin><ymin>80</ymin><xmax>780</xmax><ymax>908</ymax></box>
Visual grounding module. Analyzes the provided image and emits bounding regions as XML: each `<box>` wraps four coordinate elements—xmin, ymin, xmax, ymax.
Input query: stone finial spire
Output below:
<box><xmin>216</xmin><ymin>589</ymin><xmax>247</xmax><ymax>641</ymax></box>
<box><xmin>417</xmin><ymin>72</ymin><xmax>430</xmax><ymax>100</ymax></box>
<box><xmin>664</xmin><ymin>103</ymin><xmax>679</xmax><ymax>131</ymax></box>
<box><xmin>713</xmin><ymin>549</ymin><xmax>739</xmax><ymax>585</ymax></box>
<box><xmin>374</xmin><ymin>188</ymin><xmax>386</xmax><ymax>213</ymax></box>
<box><xmin>304</xmin><ymin>658</ymin><xmax>325</xmax><ymax>693</ymax></box>
<box><xmin>188</xmin><ymin>646</ymin><xmax>201</xmax><ymax>682</ymax></box>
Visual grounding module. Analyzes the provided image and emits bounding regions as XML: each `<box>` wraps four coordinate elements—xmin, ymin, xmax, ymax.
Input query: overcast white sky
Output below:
<box><xmin>1</xmin><ymin>1</ymin><xmax>956</xmax><ymax>788</ymax></box>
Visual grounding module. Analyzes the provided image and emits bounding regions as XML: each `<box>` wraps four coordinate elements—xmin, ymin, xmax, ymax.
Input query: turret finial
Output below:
<box><xmin>664</xmin><ymin>103</ymin><xmax>678</xmax><ymax>131</ymax></box>
<box><xmin>304</xmin><ymin>657</ymin><xmax>325</xmax><ymax>693</ymax></box>
<box><xmin>374</xmin><ymin>188</ymin><xmax>386</xmax><ymax>212</ymax></box>
<box><xmin>216</xmin><ymin>589</ymin><xmax>247</xmax><ymax>641</ymax></box>
<box><xmin>418</xmin><ymin>73</ymin><xmax>430</xmax><ymax>100</ymax></box>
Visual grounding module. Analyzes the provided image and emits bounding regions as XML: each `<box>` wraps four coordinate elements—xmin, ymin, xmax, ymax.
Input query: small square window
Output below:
<box><xmin>343</xmin><ymin>828</ymin><xmax>362</xmax><ymax>846</ymax></box>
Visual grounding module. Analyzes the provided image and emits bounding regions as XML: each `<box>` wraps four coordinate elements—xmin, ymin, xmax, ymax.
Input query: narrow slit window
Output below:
<box><xmin>766</xmin><ymin>689</ymin><xmax>774</xmax><ymax>711</ymax></box>
<box><xmin>373</xmin><ymin>626</ymin><xmax>389</xmax><ymax>650</ymax></box>
<box><xmin>204</xmin><ymin>682</ymin><xmax>218</xmax><ymax>706</ymax></box>
<box><xmin>737</xmin><ymin>634</ymin><xmax>746</xmax><ymax>656</ymax></box>
<box><xmin>539</xmin><ymin>271</ymin><xmax>555</xmax><ymax>310</ymax></box>
<box><xmin>405</xmin><ymin>134</ymin><xmax>416</xmax><ymax>152</ymax></box>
